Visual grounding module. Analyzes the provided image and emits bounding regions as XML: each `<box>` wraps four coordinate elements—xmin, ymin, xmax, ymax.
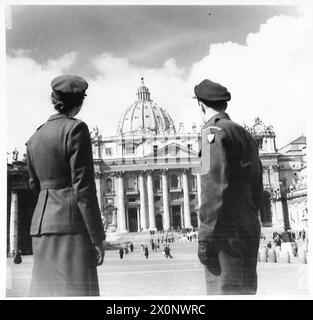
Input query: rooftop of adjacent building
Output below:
<box><xmin>279</xmin><ymin>134</ymin><xmax>306</xmax><ymax>155</ymax></box>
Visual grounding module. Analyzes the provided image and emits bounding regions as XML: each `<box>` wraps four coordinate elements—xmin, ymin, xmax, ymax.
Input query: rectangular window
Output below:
<box><xmin>106</xmin><ymin>198</ymin><xmax>114</xmax><ymax>205</ymax></box>
<box><xmin>291</xmin><ymin>144</ymin><xmax>300</xmax><ymax>150</ymax></box>
<box><xmin>170</xmin><ymin>175</ymin><xmax>179</xmax><ymax>188</ymax></box>
<box><xmin>105</xmin><ymin>147</ymin><xmax>112</xmax><ymax>156</ymax></box>
<box><xmin>190</xmin><ymin>175</ymin><xmax>196</xmax><ymax>189</ymax></box>
<box><xmin>257</xmin><ymin>138</ymin><xmax>263</xmax><ymax>149</ymax></box>
<box><xmin>125</xmin><ymin>142</ymin><xmax>136</xmax><ymax>154</ymax></box>
<box><xmin>127</xmin><ymin>176</ymin><xmax>137</xmax><ymax>190</ymax></box>
<box><xmin>154</xmin><ymin>177</ymin><xmax>160</xmax><ymax>190</ymax></box>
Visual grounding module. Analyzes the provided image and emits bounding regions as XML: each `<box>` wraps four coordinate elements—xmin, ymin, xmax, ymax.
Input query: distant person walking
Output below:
<box><xmin>129</xmin><ymin>243</ymin><xmax>134</xmax><ymax>252</ymax></box>
<box><xmin>273</xmin><ymin>234</ymin><xmax>281</xmax><ymax>247</ymax></box>
<box><xmin>119</xmin><ymin>248</ymin><xmax>124</xmax><ymax>259</ymax></box>
<box><xmin>13</xmin><ymin>250</ymin><xmax>22</xmax><ymax>264</ymax></box>
<box><xmin>144</xmin><ymin>246</ymin><xmax>149</xmax><ymax>259</ymax></box>
<box><xmin>164</xmin><ymin>245</ymin><xmax>173</xmax><ymax>259</ymax></box>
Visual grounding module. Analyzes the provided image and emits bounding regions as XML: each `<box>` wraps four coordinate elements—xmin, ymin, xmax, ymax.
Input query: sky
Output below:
<box><xmin>4</xmin><ymin>4</ymin><xmax>313</xmax><ymax>159</ymax></box>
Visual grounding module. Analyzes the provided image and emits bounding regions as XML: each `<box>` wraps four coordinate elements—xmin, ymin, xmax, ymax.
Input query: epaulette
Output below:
<box><xmin>36</xmin><ymin>123</ymin><xmax>45</xmax><ymax>131</ymax></box>
<box><xmin>206</xmin><ymin>126</ymin><xmax>222</xmax><ymax>131</ymax></box>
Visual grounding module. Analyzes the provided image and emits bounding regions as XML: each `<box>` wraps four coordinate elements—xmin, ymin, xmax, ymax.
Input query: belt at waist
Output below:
<box><xmin>40</xmin><ymin>178</ymin><xmax>72</xmax><ymax>190</ymax></box>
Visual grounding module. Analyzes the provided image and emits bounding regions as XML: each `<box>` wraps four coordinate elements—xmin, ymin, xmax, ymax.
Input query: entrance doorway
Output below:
<box><xmin>171</xmin><ymin>205</ymin><xmax>181</xmax><ymax>228</ymax></box>
<box><xmin>128</xmin><ymin>208</ymin><xmax>138</xmax><ymax>232</ymax></box>
<box><xmin>191</xmin><ymin>212</ymin><xmax>198</xmax><ymax>228</ymax></box>
<box><xmin>260</xmin><ymin>190</ymin><xmax>272</xmax><ymax>227</ymax></box>
<box><xmin>156</xmin><ymin>215</ymin><xmax>163</xmax><ymax>231</ymax></box>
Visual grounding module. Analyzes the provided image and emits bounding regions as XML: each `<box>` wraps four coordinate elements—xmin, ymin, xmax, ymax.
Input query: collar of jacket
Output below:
<box><xmin>203</xmin><ymin>112</ymin><xmax>231</xmax><ymax>129</ymax></box>
<box><xmin>47</xmin><ymin>113</ymin><xmax>74</xmax><ymax>122</ymax></box>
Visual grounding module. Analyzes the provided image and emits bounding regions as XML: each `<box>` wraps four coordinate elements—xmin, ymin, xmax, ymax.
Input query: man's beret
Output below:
<box><xmin>51</xmin><ymin>74</ymin><xmax>88</xmax><ymax>95</ymax></box>
<box><xmin>194</xmin><ymin>79</ymin><xmax>231</xmax><ymax>103</ymax></box>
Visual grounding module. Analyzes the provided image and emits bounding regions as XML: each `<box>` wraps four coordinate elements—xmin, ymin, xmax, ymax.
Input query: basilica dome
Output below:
<box><xmin>117</xmin><ymin>78</ymin><xmax>176</xmax><ymax>136</ymax></box>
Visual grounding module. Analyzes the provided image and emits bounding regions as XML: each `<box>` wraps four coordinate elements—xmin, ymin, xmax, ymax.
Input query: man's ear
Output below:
<box><xmin>201</xmin><ymin>104</ymin><xmax>206</xmax><ymax>114</ymax></box>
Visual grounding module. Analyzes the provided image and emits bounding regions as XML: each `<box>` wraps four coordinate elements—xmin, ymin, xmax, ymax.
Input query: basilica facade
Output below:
<box><xmin>91</xmin><ymin>79</ymin><xmax>201</xmax><ymax>233</ymax></box>
<box><xmin>90</xmin><ymin>79</ymin><xmax>296</xmax><ymax>234</ymax></box>
<box><xmin>6</xmin><ymin>79</ymin><xmax>307</xmax><ymax>255</ymax></box>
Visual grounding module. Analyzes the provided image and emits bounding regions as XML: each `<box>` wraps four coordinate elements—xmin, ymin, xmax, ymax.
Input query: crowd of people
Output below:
<box><xmin>261</xmin><ymin>228</ymin><xmax>308</xmax><ymax>258</ymax></box>
<box><xmin>118</xmin><ymin>242</ymin><xmax>134</xmax><ymax>259</ymax></box>
<box><xmin>116</xmin><ymin>230</ymin><xmax>198</xmax><ymax>261</ymax></box>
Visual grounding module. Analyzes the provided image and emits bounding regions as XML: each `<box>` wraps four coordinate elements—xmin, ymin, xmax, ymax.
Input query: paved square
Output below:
<box><xmin>6</xmin><ymin>241</ymin><xmax>309</xmax><ymax>297</ymax></box>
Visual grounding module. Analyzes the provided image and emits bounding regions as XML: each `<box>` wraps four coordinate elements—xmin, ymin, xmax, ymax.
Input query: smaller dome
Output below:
<box><xmin>117</xmin><ymin>78</ymin><xmax>176</xmax><ymax>136</ymax></box>
<box><xmin>244</xmin><ymin>117</ymin><xmax>275</xmax><ymax>136</ymax></box>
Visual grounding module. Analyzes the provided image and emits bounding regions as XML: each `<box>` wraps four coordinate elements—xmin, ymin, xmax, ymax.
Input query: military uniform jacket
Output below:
<box><xmin>198</xmin><ymin>112</ymin><xmax>263</xmax><ymax>253</ymax></box>
<box><xmin>27</xmin><ymin>113</ymin><xmax>105</xmax><ymax>245</ymax></box>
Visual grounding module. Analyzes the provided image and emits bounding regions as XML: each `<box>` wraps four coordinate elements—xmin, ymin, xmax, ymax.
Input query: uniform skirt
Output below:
<box><xmin>29</xmin><ymin>233</ymin><xmax>100</xmax><ymax>297</ymax></box>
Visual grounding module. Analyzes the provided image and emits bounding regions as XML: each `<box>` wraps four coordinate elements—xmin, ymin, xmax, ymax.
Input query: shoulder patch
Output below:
<box><xmin>207</xmin><ymin>132</ymin><xmax>215</xmax><ymax>143</ymax></box>
<box><xmin>203</xmin><ymin>125</ymin><xmax>223</xmax><ymax>144</ymax></box>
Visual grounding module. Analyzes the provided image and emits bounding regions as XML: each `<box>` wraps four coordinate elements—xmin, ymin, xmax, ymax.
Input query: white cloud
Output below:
<box><xmin>6</xmin><ymin>51</ymin><xmax>77</xmax><ymax>157</ymax></box>
<box><xmin>6</xmin><ymin>12</ymin><xmax>312</xmax><ymax>158</ymax></box>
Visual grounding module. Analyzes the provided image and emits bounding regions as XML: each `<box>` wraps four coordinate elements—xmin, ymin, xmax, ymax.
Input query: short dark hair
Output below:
<box><xmin>199</xmin><ymin>98</ymin><xmax>227</xmax><ymax>111</ymax></box>
<box><xmin>51</xmin><ymin>92</ymin><xmax>85</xmax><ymax>114</ymax></box>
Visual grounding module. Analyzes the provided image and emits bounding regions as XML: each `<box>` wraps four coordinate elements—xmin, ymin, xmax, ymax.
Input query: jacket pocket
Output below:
<box><xmin>69</xmin><ymin>188</ymin><xmax>84</xmax><ymax>228</ymax></box>
<box><xmin>40</xmin><ymin>187</ymin><xmax>72</xmax><ymax>233</ymax></box>
<box><xmin>30</xmin><ymin>190</ymin><xmax>48</xmax><ymax>235</ymax></box>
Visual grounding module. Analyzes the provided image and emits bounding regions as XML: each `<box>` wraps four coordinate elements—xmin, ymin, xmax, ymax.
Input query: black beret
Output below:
<box><xmin>51</xmin><ymin>74</ymin><xmax>88</xmax><ymax>95</ymax></box>
<box><xmin>194</xmin><ymin>79</ymin><xmax>231</xmax><ymax>103</ymax></box>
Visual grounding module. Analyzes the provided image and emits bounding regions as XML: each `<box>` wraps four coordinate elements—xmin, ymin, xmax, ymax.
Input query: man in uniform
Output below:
<box><xmin>194</xmin><ymin>79</ymin><xmax>263</xmax><ymax>295</ymax></box>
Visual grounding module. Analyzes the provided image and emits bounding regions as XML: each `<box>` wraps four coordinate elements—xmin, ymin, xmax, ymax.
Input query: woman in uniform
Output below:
<box><xmin>26</xmin><ymin>74</ymin><xmax>106</xmax><ymax>297</ymax></box>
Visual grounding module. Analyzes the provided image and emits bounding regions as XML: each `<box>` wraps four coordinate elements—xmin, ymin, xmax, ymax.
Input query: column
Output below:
<box><xmin>271</xmin><ymin>200</ymin><xmax>278</xmax><ymax>226</ymax></box>
<box><xmin>197</xmin><ymin>173</ymin><xmax>201</xmax><ymax>226</ymax></box>
<box><xmin>94</xmin><ymin>174</ymin><xmax>103</xmax><ymax>212</ymax></box>
<box><xmin>182</xmin><ymin>170</ymin><xmax>192</xmax><ymax>229</ymax></box>
<box><xmin>162</xmin><ymin>170</ymin><xmax>170</xmax><ymax>231</ymax></box>
<box><xmin>139</xmin><ymin>172</ymin><xmax>147</xmax><ymax>231</ymax></box>
<box><xmin>280</xmin><ymin>181</ymin><xmax>291</xmax><ymax>230</ymax></box>
<box><xmin>117</xmin><ymin>174</ymin><xmax>127</xmax><ymax>232</ymax></box>
<box><xmin>137</xmin><ymin>209</ymin><xmax>141</xmax><ymax>232</ymax></box>
<box><xmin>9</xmin><ymin>191</ymin><xmax>18</xmax><ymax>256</ymax></box>
<box><xmin>147</xmin><ymin>171</ymin><xmax>156</xmax><ymax>231</ymax></box>
<box><xmin>112</xmin><ymin>208</ymin><xmax>117</xmax><ymax>227</ymax></box>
